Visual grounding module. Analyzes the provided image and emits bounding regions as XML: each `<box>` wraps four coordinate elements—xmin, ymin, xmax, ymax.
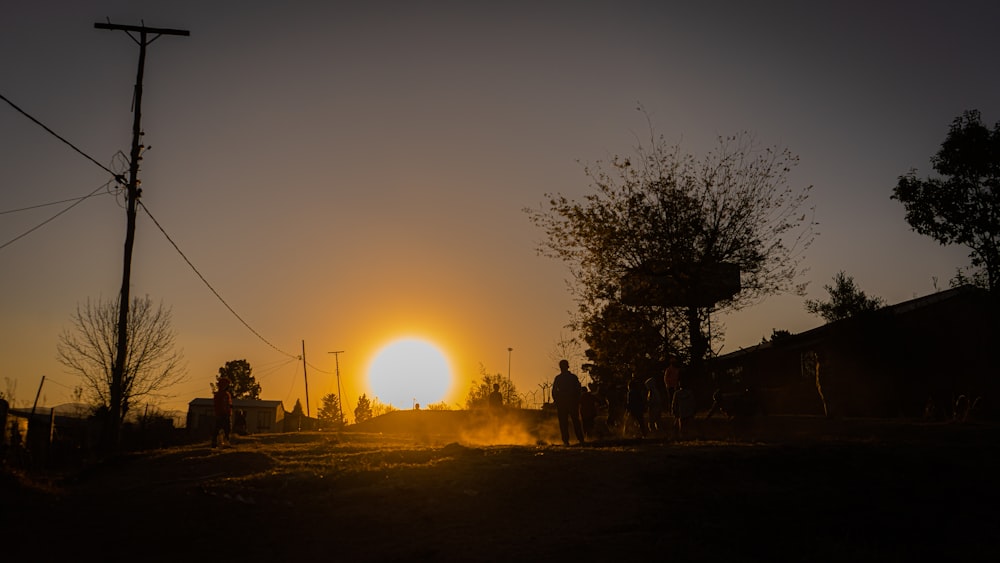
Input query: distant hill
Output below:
<box><xmin>7</xmin><ymin>403</ymin><xmax>92</xmax><ymax>418</ymax></box>
<box><xmin>52</xmin><ymin>403</ymin><xmax>92</xmax><ymax>417</ymax></box>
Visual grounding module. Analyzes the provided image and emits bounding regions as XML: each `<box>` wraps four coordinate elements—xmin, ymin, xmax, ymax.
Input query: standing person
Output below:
<box><xmin>212</xmin><ymin>377</ymin><xmax>233</xmax><ymax>448</ymax></box>
<box><xmin>625</xmin><ymin>375</ymin><xmax>649</xmax><ymax>438</ymax></box>
<box><xmin>672</xmin><ymin>378</ymin><xmax>696</xmax><ymax>440</ymax></box>
<box><xmin>579</xmin><ymin>384</ymin><xmax>600</xmax><ymax>439</ymax></box>
<box><xmin>604</xmin><ymin>381</ymin><xmax>627</xmax><ymax>433</ymax></box>
<box><xmin>663</xmin><ymin>355</ymin><xmax>681</xmax><ymax>406</ymax></box>
<box><xmin>552</xmin><ymin>359</ymin><xmax>585</xmax><ymax>445</ymax></box>
<box><xmin>488</xmin><ymin>383</ymin><xmax>504</xmax><ymax>410</ymax></box>
<box><xmin>644</xmin><ymin>376</ymin><xmax>665</xmax><ymax>433</ymax></box>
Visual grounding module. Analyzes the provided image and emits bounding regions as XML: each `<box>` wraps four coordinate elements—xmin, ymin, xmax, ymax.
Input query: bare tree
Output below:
<box><xmin>56</xmin><ymin>295</ymin><xmax>187</xmax><ymax>423</ymax></box>
<box><xmin>1</xmin><ymin>377</ymin><xmax>18</xmax><ymax>407</ymax></box>
<box><xmin>548</xmin><ymin>331</ymin><xmax>585</xmax><ymax>375</ymax></box>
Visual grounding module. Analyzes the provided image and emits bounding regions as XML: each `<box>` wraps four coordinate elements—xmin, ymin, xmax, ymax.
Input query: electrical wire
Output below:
<box><xmin>0</xmin><ymin>91</ymin><xmax>128</xmax><ymax>251</ymax></box>
<box><xmin>2</xmin><ymin>93</ymin><xmax>341</xmax><ymax>384</ymax></box>
<box><xmin>1</xmin><ymin>91</ymin><xmax>126</xmax><ymax>185</ymax></box>
<box><xmin>254</xmin><ymin>357</ymin><xmax>299</xmax><ymax>383</ymax></box>
<box><xmin>0</xmin><ymin>182</ymin><xmax>113</xmax><ymax>251</ymax></box>
<box><xmin>138</xmin><ymin>201</ymin><xmax>299</xmax><ymax>360</ymax></box>
<box><xmin>0</xmin><ymin>190</ymin><xmax>111</xmax><ymax>215</ymax></box>
<box><xmin>138</xmin><ymin>202</ymin><xmax>337</xmax><ymax>375</ymax></box>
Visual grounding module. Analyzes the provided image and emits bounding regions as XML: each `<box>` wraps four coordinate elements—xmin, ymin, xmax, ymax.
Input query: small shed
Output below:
<box><xmin>187</xmin><ymin>398</ymin><xmax>284</xmax><ymax>438</ymax></box>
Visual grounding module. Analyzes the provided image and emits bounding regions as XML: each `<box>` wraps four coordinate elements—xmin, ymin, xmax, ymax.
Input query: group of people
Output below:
<box><xmin>550</xmin><ymin>356</ymin><xmax>697</xmax><ymax>445</ymax></box>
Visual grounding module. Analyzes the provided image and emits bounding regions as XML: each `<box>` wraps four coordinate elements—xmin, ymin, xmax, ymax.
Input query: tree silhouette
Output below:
<box><xmin>526</xmin><ymin>127</ymin><xmax>815</xmax><ymax>382</ymax></box>
<box><xmin>804</xmin><ymin>271</ymin><xmax>885</xmax><ymax>323</ymax></box>
<box><xmin>56</xmin><ymin>295</ymin><xmax>186</xmax><ymax>428</ymax></box>
<box><xmin>579</xmin><ymin>301</ymin><xmax>680</xmax><ymax>390</ymax></box>
<box><xmin>893</xmin><ymin>109</ymin><xmax>1000</xmax><ymax>292</ymax></box>
<box><xmin>465</xmin><ymin>364</ymin><xmax>521</xmax><ymax>409</ymax></box>
<box><xmin>762</xmin><ymin>328</ymin><xmax>792</xmax><ymax>344</ymax></box>
<box><xmin>318</xmin><ymin>393</ymin><xmax>346</xmax><ymax>427</ymax></box>
<box><xmin>354</xmin><ymin>394</ymin><xmax>373</xmax><ymax>423</ymax></box>
<box><xmin>213</xmin><ymin>359</ymin><xmax>261</xmax><ymax>400</ymax></box>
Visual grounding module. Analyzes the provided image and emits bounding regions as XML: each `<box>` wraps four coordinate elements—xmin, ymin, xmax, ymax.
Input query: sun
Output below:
<box><xmin>367</xmin><ymin>338</ymin><xmax>453</xmax><ymax>408</ymax></box>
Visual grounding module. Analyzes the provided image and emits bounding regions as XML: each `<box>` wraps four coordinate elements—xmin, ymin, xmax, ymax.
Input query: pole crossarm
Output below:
<box><xmin>94</xmin><ymin>22</ymin><xmax>191</xmax><ymax>36</ymax></box>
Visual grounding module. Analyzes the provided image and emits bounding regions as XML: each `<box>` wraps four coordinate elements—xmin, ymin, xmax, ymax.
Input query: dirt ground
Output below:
<box><xmin>3</xmin><ymin>410</ymin><xmax>998</xmax><ymax>562</ymax></box>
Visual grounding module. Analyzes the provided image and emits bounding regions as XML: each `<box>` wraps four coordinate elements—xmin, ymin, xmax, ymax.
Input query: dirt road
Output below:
<box><xmin>3</xmin><ymin>412</ymin><xmax>997</xmax><ymax>562</ymax></box>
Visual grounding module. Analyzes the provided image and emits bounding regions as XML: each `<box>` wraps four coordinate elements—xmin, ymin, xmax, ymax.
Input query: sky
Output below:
<box><xmin>2</xmin><ymin>1</ymin><xmax>997</xmax><ymax>419</ymax></box>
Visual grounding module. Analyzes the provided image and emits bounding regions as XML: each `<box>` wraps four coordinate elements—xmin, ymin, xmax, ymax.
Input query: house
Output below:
<box><xmin>3</xmin><ymin>403</ymin><xmax>99</xmax><ymax>466</ymax></box>
<box><xmin>187</xmin><ymin>398</ymin><xmax>284</xmax><ymax>438</ymax></box>
<box><xmin>707</xmin><ymin>285</ymin><xmax>999</xmax><ymax>420</ymax></box>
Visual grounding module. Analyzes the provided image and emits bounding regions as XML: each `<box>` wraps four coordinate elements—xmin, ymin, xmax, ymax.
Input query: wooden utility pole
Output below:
<box><xmin>95</xmin><ymin>21</ymin><xmax>189</xmax><ymax>451</ymax></box>
<box><xmin>328</xmin><ymin>351</ymin><xmax>345</xmax><ymax>424</ymax></box>
<box><xmin>30</xmin><ymin>376</ymin><xmax>46</xmax><ymax>418</ymax></box>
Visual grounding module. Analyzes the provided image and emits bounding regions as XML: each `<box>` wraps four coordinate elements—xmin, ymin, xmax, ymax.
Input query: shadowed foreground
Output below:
<box><xmin>3</xmin><ymin>412</ymin><xmax>997</xmax><ymax>562</ymax></box>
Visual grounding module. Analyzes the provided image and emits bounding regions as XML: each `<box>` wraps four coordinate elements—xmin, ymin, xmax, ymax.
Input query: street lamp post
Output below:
<box><xmin>507</xmin><ymin>347</ymin><xmax>513</xmax><ymax>405</ymax></box>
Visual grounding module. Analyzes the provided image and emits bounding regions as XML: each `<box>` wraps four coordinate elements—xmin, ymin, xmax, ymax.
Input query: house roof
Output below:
<box><xmin>713</xmin><ymin>284</ymin><xmax>990</xmax><ymax>362</ymax></box>
<box><xmin>188</xmin><ymin>398</ymin><xmax>284</xmax><ymax>409</ymax></box>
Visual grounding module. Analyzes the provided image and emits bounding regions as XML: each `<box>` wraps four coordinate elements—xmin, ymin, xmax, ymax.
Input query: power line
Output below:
<box><xmin>0</xmin><ymin>92</ymin><xmax>126</xmax><ymax>185</ymax></box>
<box><xmin>138</xmin><ymin>201</ymin><xmax>298</xmax><ymax>360</ymax></box>
<box><xmin>253</xmin><ymin>357</ymin><xmax>300</xmax><ymax>382</ymax></box>
<box><xmin>0</xmin><ymin>190</ymin><xmax>113</xmax><ymax>215</ymax></box>
<box><xmin>3</xmin><ymin>74</ymin><xmax>339</xmax><ymax>377</ymax></box>
<box><xmin>138</xmin><ymin>202</ymin><xmax>336</xmax><ymax>375</ymax></box>
<box><xmin>0</xmin><ymin>182</ymin><xmax>113</xmax><ymax>252</ymax></box>
<box><xmin>0</xmin><ymin>90</ymin><xmax>337</xmax><ymax>373</ymax></box>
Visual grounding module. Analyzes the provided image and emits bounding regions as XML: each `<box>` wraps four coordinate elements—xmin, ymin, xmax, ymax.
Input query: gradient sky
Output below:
<box><xmin>3</xmin><ymin>1</ymin><xmax>997</xmax><ymax>417</ymax></box>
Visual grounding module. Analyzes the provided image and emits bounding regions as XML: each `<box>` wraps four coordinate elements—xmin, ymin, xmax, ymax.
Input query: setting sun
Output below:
<box><xmin>367</xmin><ymin>338</ymin><xmax>453</xmax><ymax>408</ymax></box>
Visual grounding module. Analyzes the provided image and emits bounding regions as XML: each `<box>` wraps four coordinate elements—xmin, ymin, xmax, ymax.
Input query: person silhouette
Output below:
<box><xmin>671</xmin><ymin>378</ymin><xmax>696</xmax><ymax>440</ymax></box>
<box><xmin>488</xmin><ymin>383</ymin><xmax>503</xmax><ymax>410</ymax></box>
<box><xmin>212</xmin><ymin>376</ymin><xmax>233</xmax><ymax>447</ymax></box>
<box><xmin>552</xmin><ymin>359</ymin><xmax>585</xmax><ymax>445</ymax></box>
<box><xmin>579</xmin><ymin>384</ymin><xmax>602</xmax><ymax>439</ymax></box>
<box><xmin>625</xmin><ymin>375</ymin><xmax>649</xmax><ymax>438</ymax></box>
<box><xmin>663</xmin><ymin>355</ymin><xmax>681</xmax><ymax>406</ymax></box>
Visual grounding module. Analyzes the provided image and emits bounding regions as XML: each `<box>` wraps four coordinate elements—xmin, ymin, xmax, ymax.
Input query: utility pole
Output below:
<box><xmin>301</xmin><ymin>340</ymin><xmax>311</xmax><ymax>417</ymax></box>
<box><xmin>30</xmin><ymin>376</ymin><xmax>46</xmax><ymax>418</ymax></box>
<box><xmin>95</xmin><ymin>21</ymin><xmax>189</xmax><ymax>451</ymax></box>
<box><xmin>328</xmin><ymin>351</ymin><xmax>345</xmax><ymax>425</ymax></box>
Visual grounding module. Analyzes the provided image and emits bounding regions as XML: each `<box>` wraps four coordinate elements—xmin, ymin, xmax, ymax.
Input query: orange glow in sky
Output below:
<box><xmin>1</xmin><ymin>2</ymin><xmax>994</xmax><ymax>420</ymax></box>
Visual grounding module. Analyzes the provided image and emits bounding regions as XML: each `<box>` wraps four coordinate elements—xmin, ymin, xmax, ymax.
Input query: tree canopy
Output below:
<box><xmin>525</xmin><ymin>129</ymin><xmax>815</xmax><ymax>386</ymax></box>
<box><xmin>893</xmin><ymin>109</ymin><xmax>1000</xmax><ymax>292</ymax></box>
<box><xmin>354</xmin><ymin>394</ymin><xmax>373</xmax><ymax>423</ymax></box>
<box><xmin>214</xmin><ymin>359</ymin><xmax>261</xmax><ymax>400</ymax></box>
<box><xmin>804</xmin><ymin>271</ymin><xmax>885</xmax><ymax>323</ymax></box>
<box><xmin>318</xmin><ymin>392</ymin><xmax>346</xmax><ymax>428</ymax></box>
<box><xmin>465</xmin><ymin>365</ymin><xmax>521</xmax><ymax>409</ymax></box>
